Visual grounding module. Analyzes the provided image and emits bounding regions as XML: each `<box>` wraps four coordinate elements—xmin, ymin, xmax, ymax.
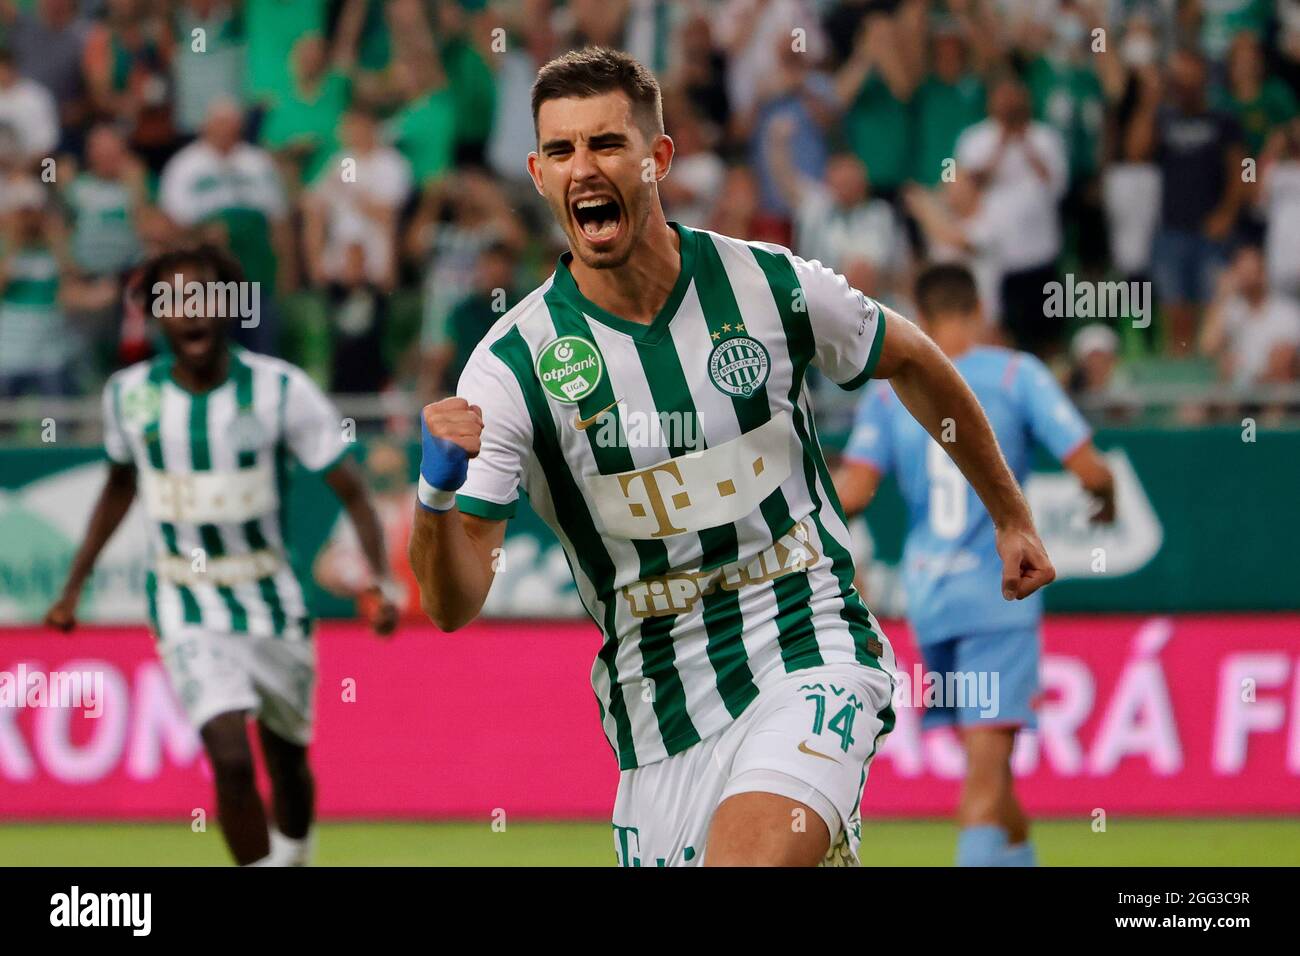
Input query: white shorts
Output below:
<box><xmin>611</xmin><ymin>660</ymin><xmax>896</xmax><ymax>867</ymax></box>
<box><xmin>158</xmin><ymin>628</ymin><xmax>316</xmax><ymax>745</ymax></box>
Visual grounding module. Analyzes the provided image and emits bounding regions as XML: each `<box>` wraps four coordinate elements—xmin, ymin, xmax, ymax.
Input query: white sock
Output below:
<box><xmin>268</xmin><ymin>828</ymin><xmax>314</xmax><ymax>866</ymax></box>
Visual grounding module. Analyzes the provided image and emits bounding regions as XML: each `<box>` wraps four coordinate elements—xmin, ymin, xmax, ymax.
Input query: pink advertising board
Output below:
<box><xmin>1</xmin><ymin>615</ymin><xmax>1298</xmax><ymax>820</ymax></box>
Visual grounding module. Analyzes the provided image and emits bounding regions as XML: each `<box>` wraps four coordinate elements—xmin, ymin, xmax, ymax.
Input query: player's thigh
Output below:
<box><xmin>712</xmin><ymin>662</ymin><xmax>896</xmax><ymax>866</ymax></box>
<box><xmin>706</xmin><ymin>791</ymin><xmax>829</xmax><ymax>867</ymax></box>
<box><xmin>158</xmin><ymin>628</ymin><xmax>259</xmax><ymax>734</ymax></box>
<box><xmin>248</xmin><ymin>636</ymin><xmax>317</xmax><ymax>746</ymax></box>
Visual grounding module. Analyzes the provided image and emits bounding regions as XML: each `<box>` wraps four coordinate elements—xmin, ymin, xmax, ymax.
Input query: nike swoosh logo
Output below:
<box><xmin>573</xmin><ymin>398</ymin><xmax>621</xmax><ymax>431</ymax></box>
<box><xmin>798</xmin><ymin>740</ymin><xmax>840</xmax><ymax>763</ymax></box>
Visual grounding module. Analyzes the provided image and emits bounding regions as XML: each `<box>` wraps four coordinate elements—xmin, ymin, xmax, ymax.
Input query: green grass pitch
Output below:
<box><xmin>1</xmin><ymin>819</ymin><xmax>1297</xmax><ymax>866</ymax></box>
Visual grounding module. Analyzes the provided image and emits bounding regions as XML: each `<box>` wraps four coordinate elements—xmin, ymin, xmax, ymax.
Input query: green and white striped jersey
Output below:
<box><xmin>103</xmin><ymin>350</ymin><xmax>347</xmax><ymax>641</ymax></box>
<box><xmin>455</xmin><ymin>224</ymin><xmax>893</xmax><ymax>769</ymax></box>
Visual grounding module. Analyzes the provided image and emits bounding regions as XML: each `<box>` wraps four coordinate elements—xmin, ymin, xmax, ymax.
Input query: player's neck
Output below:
<box><xmin>171</xmin><ymin>347</ymin><xmax>231</xmax><ymax>394</ymax></box>
<box><xmin>568</xmin><ymin>214</ymin><xmax>681</xmax><ymax>326</ymax></box>
<box><xmin>931</xmin><ymin>325</ymin><xmax>976</xmax><ymax>360</ymax></box>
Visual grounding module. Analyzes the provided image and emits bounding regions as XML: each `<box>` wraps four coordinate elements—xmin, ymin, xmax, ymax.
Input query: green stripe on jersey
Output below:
<box><xmin>490</xmin><ymin>325</ymin><xmax>639</xmax><ymax>766</ymax></box>
<box><xmin>188</xmin><ymin>386</ymin><xmax>251</xmax><ymax>633</ymax></box>
<box><xmin>694</xmin><ymin>234</ymin><xmax>822</xmax><ymax>671</ymax></box>
<box><xmin>751</xmin><ymin>246</ymin><xmax>884</xmax><ymax>668</ymax></box>
<box><xmin>544</xmin><ymin>286</ymin><xmax>703</xmax><ymax>754</ymax></box>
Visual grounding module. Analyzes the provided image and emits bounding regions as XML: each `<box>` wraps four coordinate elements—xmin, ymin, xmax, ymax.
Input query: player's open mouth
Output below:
<box><xmin>571</xmin><ymin>194</ymin><xmax>622</xmax><ymax>244</ymax></box>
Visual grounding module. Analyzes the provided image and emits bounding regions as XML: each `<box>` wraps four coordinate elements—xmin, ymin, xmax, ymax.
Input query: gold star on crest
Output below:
<box><xmin>735</xmin><ymin>323</ymin><xmax>746</xmax><ymax>333</ymax></box>
<box><xmin>711</xmin><ymin>331</ymin><xmax>721</xmax><ymax>341</ymax></box>
<box><xmin>721</xmin><ymin>323</ymin><xmax>732</xmax><ymax>333</ymax></box>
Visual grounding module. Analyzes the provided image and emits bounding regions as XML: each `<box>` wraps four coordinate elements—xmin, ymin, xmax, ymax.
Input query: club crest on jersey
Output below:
<box><xmin>536</xmin><ymin>335</ymin><xmax>603</xmax><ymax>404</ymax></box>
<box><xmin>708</xmin><ymin>335</ymin><xmax>770</xmax><ymax>398</ymax></box>
<box><xmin>226</xmin><ymin>411</ymin><xmax>266</xmax><ymax>453</ymax></box>
<box><xmin>121</xmin><ymin>382</ymin><xmax>162</xmax><ymax>428</ymax></box>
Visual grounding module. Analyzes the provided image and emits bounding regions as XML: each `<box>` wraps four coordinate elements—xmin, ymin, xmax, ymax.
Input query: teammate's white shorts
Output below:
<box><xmin>611</xmin><ymin>660</ymin><xmax>896</xmax><ymax>867</ymax></box>
<box><xmin>157</xmin><ymin>628</ymin><xmax>316</xmax><ymax>745</ymax></box>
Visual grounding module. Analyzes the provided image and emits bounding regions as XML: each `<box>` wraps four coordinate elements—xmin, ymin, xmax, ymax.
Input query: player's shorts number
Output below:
<box><xmin>926</xmin><ymin>440</ymin><xmax>968</xmax><ymax>540</ymax></box>
<box><xmin>805</xmin><ymin>692</ymin><xmax>857</xmax><ymax>753</ymax></box>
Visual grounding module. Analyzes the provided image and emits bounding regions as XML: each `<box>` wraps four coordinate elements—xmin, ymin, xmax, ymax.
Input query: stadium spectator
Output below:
<box><xmin>909</xmin><ymin>18</ymin><xmax>989</xmax><ymax>187</ymax></box>
<box><xmin>258</xmin><ymin>0</ymin><xmax>365</xmax><ymax>192</ymax></box>
<box><xmin>956</xmin><ymin>72</ymin><xmax>1068</xmax><ymax>355</ymax></box>
<box><xmin>1023</xmin><ymin>1</ymin><xmax>1109</xmax><ymax>272</ymax></box>
<box><xmin>407</xmin><ymin>166</ymin><xmax>525</xmax><ymax>401</ymax></box>
<box><xmin>833</xmin><ymin>10</ymin><xmax>918</xmax><ymax>202</ymax></box>
<box><xmin>0</xmin><ymin>0</ymin><xmax>89</xmax><ymax>153</ymax></box>
<box><xmin>715</xmin><ymin>0</ymin><xmax>825</xmax><ymax>123</ymax></box>
<box><xmin>746</xmin><ymin>31</ymin><xmax>838</xmax><ymax>237</ymax></box>
<box><xmin>1200</xmin><ymin>241</ymin><xmax>1300</xmax><ymax>391</ymax></box>
<box><xmin>0</xmin><ymin>43</ymin><xmax>58</xmax><ymax>166</ymax></box>
<box><xmin>386</xmin><ymin>46</ymin><xmax>457</xmax><ymax>189</ymax></box>
<box><xmin>1129</xmin><ymin>45</ymin><xmax>1246</xmax><ymax>355</ymax></box>
<box><xmin>441</xmin><ymin>241</ymin><xmax>519</xmax><ymax>391</ymax></box>
<box><xmin>1103</xmin><ymin>16</ymin><xmax>1163</xmax><ymax>321</ymax></box>
<box><xmin>243</xmin><ymin>0</ymin><xmax>328</xmax><ymax>122</ymax></box>
<box><xmin>903</xmin><ymin>175</ymin><xmax>1003</xmax><ymax>325</ymax></box>
<box><xmin>0</xmin><ymin>179</ymin><xmax>76</xmax><ymax>397</ymax></box>
<box><xmin>1219</xmin><ymin>30</ymin><xmax>1299</xmax><ymax>157</ymax></box>
<box><xmin>83</xmin><ymin>0</ymin><xmax>178</xmax><ymax>171</ymax></box>
<box><xmin>707</xmin><ymin>163</ymin><xmax>763</xmax><ymax>242</ymax></box>
<box><xmin>59</xmin><ymin>123</ymin><xmax>147</xmax><ymax>376</ymax></box>
<box><xmin>158</xmin><ymin>97</ymin><xmax>294</xmax><ymax>355</ymax></box>
<box><xmin>670</xmin><ymin>8</ymin><xmax>731</xmax><ymax>139</ymax></box>
<box><xmin>767</xmin><ymin>114</ymin><xmax>908</xmax><ymax>302</ymax></box>
<box><xmin>658</xmin><ymin>98</ymin><xmax>725</xmax><ymax>229</ymax></box>
<box><xmin>303</xmin><ymin>107</ymin><xmax>412</xmax><ymax>393</ymax></box>
<box><xmin>1259</xmin><ymin>118</ymin><xmax>1300</xmax><ymax>297</ymax></box>
<box><xmin>169</xmin><ymin>0</ymin><xmax>244</xmax><ymax>139</ymax></box>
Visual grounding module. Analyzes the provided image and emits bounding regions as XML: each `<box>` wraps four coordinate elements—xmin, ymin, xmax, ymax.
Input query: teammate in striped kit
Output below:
<box><xmin>45</xmin><ymin>245</ymin><xmax>399</xmax><ymax>866</ymax></box>
<box><xmin>409</xmin><ymin>49</ymin><xmax>1056</xmax><ymax>866</ymax></box>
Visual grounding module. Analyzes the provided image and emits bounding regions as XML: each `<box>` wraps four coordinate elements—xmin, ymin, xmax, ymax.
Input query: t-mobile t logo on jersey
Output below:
<box><xmin>50</xmin><ymin>886</ymin><xmax>151</xmax><ymax>936</ymax></box>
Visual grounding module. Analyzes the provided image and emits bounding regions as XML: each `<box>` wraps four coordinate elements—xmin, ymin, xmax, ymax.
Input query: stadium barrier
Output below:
<box><xmin>0</xmin><ymin>426</ymin><xmax>1297</xmax><ymax>625</ymax></box>
<box><xmin>1</xmin><ymin>616</ymin><xmax>1297</xmax><ymax>819</ymax></box>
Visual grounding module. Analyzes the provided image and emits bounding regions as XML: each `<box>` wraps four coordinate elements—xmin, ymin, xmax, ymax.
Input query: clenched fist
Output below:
<box><xmin>417</xmin><ymin>398</ymin><xmax>483</xmax><ymax>512</ymax></box>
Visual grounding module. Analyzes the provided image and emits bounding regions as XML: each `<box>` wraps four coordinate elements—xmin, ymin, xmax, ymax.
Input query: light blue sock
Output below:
<box><xmin>955</xmin><ymin>825</ymin><xmax>1008</xmax><ymax>867</ymax></box>
<box><xmin>1002</xmin><ymin>840</ymin><xmax>1037</xmax><ymax>867</ymax></box>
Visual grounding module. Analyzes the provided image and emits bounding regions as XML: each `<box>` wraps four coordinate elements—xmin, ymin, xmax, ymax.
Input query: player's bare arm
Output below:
<box><xmin>323</xmin><ymin>458</ymin><xmax>400</xmax><ymax>636</ymax></box>
<box><xmin>872</xmin><ymin>308</ymin><xmax>1055</xmax><ymax>600</ymax></box>
<box><xmin>44</xmin><ymin>461</ymin><xmax>138</xmax><ymax>632</ymax></box>
<box><xmin>1061</xmin><ymin>441</ymin><xmax>1117</xmax><ymax>524</ymax></box>
<box><xmin>407</xmin><ymin>397</ymin><xmax>506</xmax><ymax>631</ymax></box>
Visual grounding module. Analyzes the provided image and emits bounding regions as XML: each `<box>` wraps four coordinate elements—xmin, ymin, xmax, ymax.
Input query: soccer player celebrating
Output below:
<box><xmin>44</xmin><ymin>245</ymin><xmax>399</xmax><ymax>866</ymax></box>
<box><xmin>409</xmin><ymin>48</ymin><xmax>1055</xmax><ymax>867</ymax></box>
<box><xmin>834</xmin><ymin>263</ymin><xmax>1116</xmax><ymax>867</ymax></box>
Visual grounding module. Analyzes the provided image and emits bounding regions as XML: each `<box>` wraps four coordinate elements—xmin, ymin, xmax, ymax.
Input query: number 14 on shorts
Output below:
<box><xmin>801</xmin><ymin>683</ymin><xmax>865</xmax><ymax>755</ymax></box>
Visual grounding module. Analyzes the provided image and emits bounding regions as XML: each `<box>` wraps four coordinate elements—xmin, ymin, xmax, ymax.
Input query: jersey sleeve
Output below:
<box><xmin>102</xmin><ymin>375</ymin><xmax>132</xmax><ymax>465</ymax></box>
<box><xmin>283</xmin><ymin>368</ymin><xmax>349</xmax><ymax>472</ymax></box>
<box><xmin>454</xmin><ymin>347</ymin><xmax>533</xmax><ymax>520</ymax></box>
<box><xmin>1013</xmin><ymin>352</ymin><xmax>1091</xmax><ymax>462</ymax></box>
<box><xmin>841</xmin><ymin>381</ymin><xmax>895</xmax><ymax>475</ymax></box>
<box><xmin>790</xmin><ymin>253</ymin><xmax>888</xmax><ymax>390</ymax></box>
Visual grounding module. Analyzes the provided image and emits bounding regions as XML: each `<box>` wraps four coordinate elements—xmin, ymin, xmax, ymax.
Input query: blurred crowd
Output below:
<box><xmin>2</xmin><ymin>0</ymin><xmax>1299</xmax><ymax>424</ymax></box>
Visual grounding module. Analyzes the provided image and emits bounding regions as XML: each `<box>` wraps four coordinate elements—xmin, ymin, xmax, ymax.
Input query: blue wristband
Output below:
<box><xmin>418</xmin><ymin>414</ymin><xmax>469</xmax><ymax>511</ymax></box>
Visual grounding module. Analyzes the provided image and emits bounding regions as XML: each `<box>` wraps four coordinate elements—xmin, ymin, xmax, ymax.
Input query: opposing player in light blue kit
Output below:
<box><xmin>834</xmin><ymin>263</ymin><xmax>1116</xmax><ymax>867</ymax></box>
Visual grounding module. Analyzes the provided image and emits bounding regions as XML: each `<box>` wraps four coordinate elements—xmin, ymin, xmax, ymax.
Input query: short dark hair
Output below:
<box><xmin>915</xmin><ymin>263</ymin><xmax>980</xmax><ymax>320</ymax></box>
<box><xmin>137</xmin><ymin>243</ymin><xmax>245</xmax><ymax>318</ymax></box>
<box><xmin>531</xmin><ymin>47</ymin><xmax>663</xmax><ymax>139</ymax></box>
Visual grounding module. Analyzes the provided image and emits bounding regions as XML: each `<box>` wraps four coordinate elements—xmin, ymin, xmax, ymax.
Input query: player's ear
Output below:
<box><xmin>525</xmin><ymin>152</ymin><xmax>545</xmax><ymax>196</ymax></box>
<box><xmin>650</xmin><ymin>133</ymin><xmax>674</xmax><ymax>182</ymax></box>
